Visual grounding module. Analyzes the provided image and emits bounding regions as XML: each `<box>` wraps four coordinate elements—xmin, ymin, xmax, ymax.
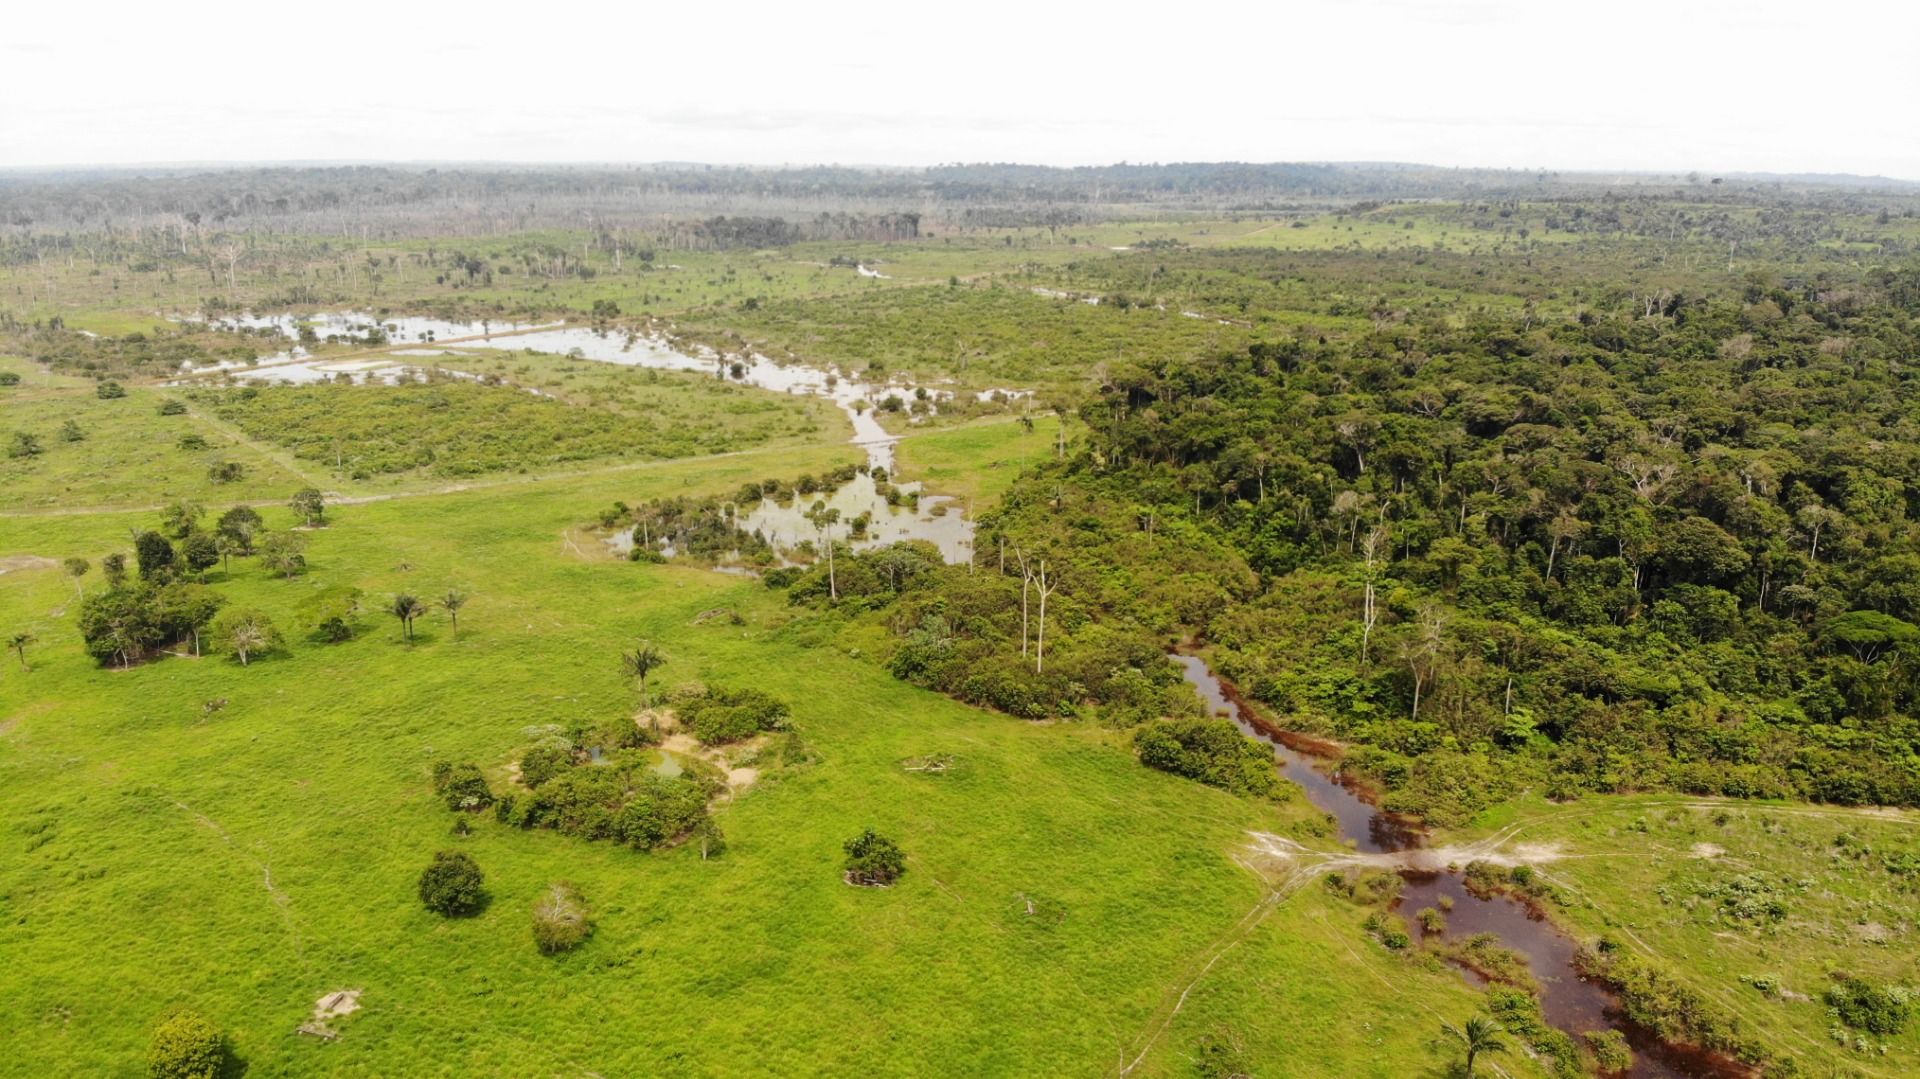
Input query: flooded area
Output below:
<box><xmin>1173</xmin><ymin>652</ymin><xmax>1746</xmax><ymax>1079</ymax></box>
<box><xmin>181</xmin><ymin>312</ymin><xmax>998</xmax><ymax>565</ymax></box>
<box><xmin>732</xmin><ymin>472</ymin><xmax>972</xmax><ymax>563</ymax></box>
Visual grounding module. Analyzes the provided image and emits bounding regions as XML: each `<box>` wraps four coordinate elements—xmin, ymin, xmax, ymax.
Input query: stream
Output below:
<box><xmin>1173</xmin><ymin>654</ymin><xmax>1749</xmax><ymax>1079</ymax></box>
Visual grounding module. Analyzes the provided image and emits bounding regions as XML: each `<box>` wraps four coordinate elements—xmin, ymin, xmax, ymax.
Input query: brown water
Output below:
<box><xmin>1171</xmin><ymin>654</ymin><xmax>1420</xmax><ymax>853</ymax></box>
<box><xmin>1172</xmin><ymin>652</ymin><xmax>1749</xmax><ymax>1079</ymax></box>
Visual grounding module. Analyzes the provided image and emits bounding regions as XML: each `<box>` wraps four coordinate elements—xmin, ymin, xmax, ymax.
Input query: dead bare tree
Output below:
<box><xmin>1360</xmin><ymin>526</ymin><xmax>1385</xmax><ymax>667</ymax></box>
<box><xmin>1032</xmin><ymin>559</ymin><xmax>1059</xmax><ymax>674</ymax></box>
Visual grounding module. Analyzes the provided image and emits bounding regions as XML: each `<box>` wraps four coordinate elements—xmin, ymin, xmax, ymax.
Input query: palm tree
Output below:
<box><xmin>621</xmin><ymin>641</ymin><xmax>666</xmax><ymax>709</ymax></box>
<box><xmin>390</xmin><ymin>594</ymin><xmax>425</xmax><ymax>643</ymax></box>
<box><xmin>441</xmin><ymin>590</ymin><xmax>468</xmax><ymax>637</ymax></box>
<box><xmin>804</xmin><ymin>502</ymin><xmax>841</xmax><ymax>600</ymax></box>
<box><xmin>8</xmin><ymin>631</ymin><xmax>36</xmax><ymax>670</ymax></box>
<box><xmin>1448</xmin><ymin>1016</ymin><xmax>1508</xmax><ymax>1078</ymax></box>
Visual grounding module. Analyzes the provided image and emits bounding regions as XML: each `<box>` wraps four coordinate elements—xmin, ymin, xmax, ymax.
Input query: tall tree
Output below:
<box><xmin>804</xmin><ymin>502</ymin><xmax>842</xmax><ymax>601</ymax></box>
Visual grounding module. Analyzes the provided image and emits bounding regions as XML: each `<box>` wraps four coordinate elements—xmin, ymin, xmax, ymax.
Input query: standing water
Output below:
<box><xmin>182</xmin><ymin>314</ymin><xmax>989</xmax><ymax>565</ymax></box>
<box><xmin>1173</xmin><ymin>653</ymin><xmax>1751</xmax><ymax>1079</ymax></box>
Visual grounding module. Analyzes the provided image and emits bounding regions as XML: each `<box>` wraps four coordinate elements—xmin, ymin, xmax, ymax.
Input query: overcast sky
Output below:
<box><xmin>5</xmin><ymin>0</ymin><xmax>1917</xmax><ymax>178</ymax></box>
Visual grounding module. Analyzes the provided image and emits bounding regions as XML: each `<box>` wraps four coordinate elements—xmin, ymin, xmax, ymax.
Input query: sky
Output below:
<box><xmin>4</xmin><ymin>0</ymin><xmax>1917</xmax><ymax>179</ymax></box>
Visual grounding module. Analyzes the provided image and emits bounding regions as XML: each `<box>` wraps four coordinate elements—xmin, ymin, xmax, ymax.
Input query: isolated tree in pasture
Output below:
<box><xmin>62</xmin><ymin>557</ymin><xmax>89</xmax><ymax>599</ymax></box>
<box><xmin>8</xmin><ymin>630</ymin><xmax>36</xmax><ymax>670</ymax></box>
<box><xmin>390</xmin><ymin>594</ymin><xmax>426</xmax><ymax>643</ymax></box>
<box><xmin>531</xmin><ymin>882</ymin><xmax>593</xmax><ymax>954</ymax></box>
<box><xmin>213</xmin><ymin>609</ymin><xmax>280</xmax><ymax>666</ymax></box>
<box><xmin>621</xmin><ymin>640</ymin><xmax>667</xmax><ymax>708</ymax></box>
<box><xmin>1447</xmin><ymin>1016</ymin><xmax>1507</xmax><ymax>1078</ymax></box>
<box><xmin>441</xmin><ymin>590</ymin><xmax>468</xmax><ymax>636</ymax></box>
<box><xmin>418</xmin><ymin>850</ymin><xmax>487</xmax><ymax>917</ymax></box>
<box><xmin>290</xmin><ymin>487</ymin><xmax>327</xmax><ymax>527</ymax></box>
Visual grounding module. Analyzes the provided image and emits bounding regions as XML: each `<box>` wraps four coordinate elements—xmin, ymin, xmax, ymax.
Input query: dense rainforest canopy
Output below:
<box><xmin>785</xmin><ymin>259</ymin><xmax>1920</xmax><ymax>824</ymax></box>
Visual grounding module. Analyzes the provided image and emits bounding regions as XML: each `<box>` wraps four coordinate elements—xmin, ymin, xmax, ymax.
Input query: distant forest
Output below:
<box><xmin>2</xmin><ymin>162</ymin><xmax>1914</xmax><ymax>238</ymax></box>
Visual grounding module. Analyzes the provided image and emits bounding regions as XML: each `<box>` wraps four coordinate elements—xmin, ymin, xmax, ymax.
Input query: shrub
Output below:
<box><xmin>97</xmin><ymin>380</ymin><xmax>126</xmax><ymax>399</ymax></box>
<box><xmin>531</xmin><ymin>882</ymin><xmax>592</xmax><ymax>954</ymax></box>
<box><xmin>843</xmin><ymin>828</ymin><xmax>906</xmax><ymax>886</ymax></box>
<box><xmin>676</xmin><ymin>685</ymin><xmax>790</xmax><ymax>745</ymax></box>
<box><xmin>431</xmin><ymin>761</ymin><xmax>494</xmax><ymax>811</ymax></box>
<box><xmin>1584</xmin><ymin>1028</ymin><xmax>1633</xmax><ymax>1073</ymax></box>
<box><xmin>418</xmin><ymin>850</ymin><xmax>487</xmax><ymax>916</ymax></box>
<box><xmin>1134</xmin><ymin>718</ymin><xmax>1280</xmax><ymax>798</ymax></box>
<box><xmin>147</xmin><ymin>1010</ymin><xmax>227</xmax><ymax>1079</ymax></box>
<box><xmin>520</xmin><ymin>742</ymin><xmax>573</xmax><ymax>788</ymax></box>
<box><xmin>158</xmin><ymin>398</ymin><xmax>188</xmax><ymax>416</ymax></box>
<box><xmin>1825</xmin><ymin>975</ymin><xmax>1911</xmax><ymax>1035</ymax></box>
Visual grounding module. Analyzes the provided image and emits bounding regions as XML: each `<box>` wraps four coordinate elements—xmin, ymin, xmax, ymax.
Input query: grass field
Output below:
<box><xmin>0</xmin><ymin>427</ymin><xmax>1519</xmax><ymax>1077</ymax></box>
<box><xmin>1455</xmin><ymin>795</ymin><xmax>1920</xmax><ymax>1076</ymax></box>
<box><xmin>1</xmin><ymin>388</ymin><xmax>314</xmax><ymax>511</ymax></box>
<box><xmin>9</xmin><ymin>212</ymin><xmax>1920</xmax><ymax>1076</ymax></box>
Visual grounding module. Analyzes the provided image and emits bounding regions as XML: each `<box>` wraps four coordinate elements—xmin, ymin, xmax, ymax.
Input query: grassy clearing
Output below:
<box><xmin>892</xmin><ymin>416</ymin><xmax>1056</xmax><ymax>506</ymax></box>
<box><xmin>676</xmin><ymin>283</ymin><xmax>1252</xmax><ymax>391</ymax></box>
<box><xmin>1455</xmin><ymin>795</ymin><xmax>1920</xmax><ymax>1076</ymax></box>
<box><xmin>1</xmin><ymin>387</ymin><xmax>312</xmax><ymax>511</ymax></box>
<box><xmin>0</xmin><ymin>441</ymin><xmax>1361</xmax><ymax>1077</ymax></box>
<box><xmin>193</xmin><ymin>368</ymin><xmax>835</xmax><ymax>484</ymax></box>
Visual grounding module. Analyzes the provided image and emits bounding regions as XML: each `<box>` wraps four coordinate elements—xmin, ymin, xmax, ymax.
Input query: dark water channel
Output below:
<box><xmin>1172</xmin><ymin>653</ymin><xmax>1749</xmax><ymax>1079</ymax></box>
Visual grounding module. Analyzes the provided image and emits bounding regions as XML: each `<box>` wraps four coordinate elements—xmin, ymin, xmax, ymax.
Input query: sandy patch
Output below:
<box><xmin>1690</xmin><ymin>842</ymin><xmax>1726</xmax><ymax>859</ymax></box>
<box><xmin>726</xmin><ymin>767</ymin><xmax>759</xmax><ymax>790</ymax></box>
<box><xmin>297</xmin><ymin>988</ymin><xmax>361</xmax><ymax>1039</ymax></box>
<box><xmin>0</xmin><ymin>555</ymin><xmax>58</xmax><ymax>576</ymax></box>
<box><xmin>1853</xmin><ymin>921</ymin><xmax>1892</xmax><ymax>943</ymax></box>
<box><xmin>1242</xmin><ymin>831</ymin><xmax>1565</xmax><ymax>876</ymax></box>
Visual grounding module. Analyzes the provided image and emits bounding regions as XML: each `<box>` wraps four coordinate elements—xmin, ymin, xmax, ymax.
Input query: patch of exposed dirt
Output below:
<box><xmin>0</xmin><ymin>555</ymin><xmax>58</xmax><ymax>575</ymax></box>
<box><xmin>298</xmin><ymin>989</ymin><xmax>362</xmax><ymax>1040</ymax></box>
<box><xmin>1853</xmin><ymin>921</ymin><xmax>1892</xmax><ymax>943</ymax></box>
<box><xmin>1241</xmin><ymin>830</ymin><xmax>1565</xmax><ymax>876</ymax></box>
<box><xmin>1691</xmin><ymin>842</ymin><xmax>1726</xmax><ymax>859</ymax></box>
<box><xmin>726</xmin><ymin>766</ymin><xmax>759</xmax><ymax>790</ymax></box>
